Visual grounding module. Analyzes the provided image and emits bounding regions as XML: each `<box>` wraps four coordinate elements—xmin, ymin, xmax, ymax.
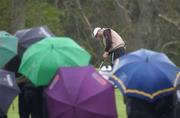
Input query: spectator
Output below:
<box><xmin>17</xmin><ymin>76</ymin><xmax>44</xmax><ymax>118</ymax></box>
<box><xmin>125</xmin><ymin>94</ymin><xmax>174</xmax><ymax>118</ymax></box>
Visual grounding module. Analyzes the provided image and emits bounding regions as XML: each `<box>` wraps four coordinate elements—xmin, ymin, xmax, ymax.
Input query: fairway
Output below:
<box><xmin>8</xmin><ymin>89</ymin><xmax>127</xmax><ymax>118</ymax></box>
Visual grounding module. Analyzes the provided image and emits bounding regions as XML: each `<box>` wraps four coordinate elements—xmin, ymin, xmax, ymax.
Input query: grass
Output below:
<box><xmin>8</xmin><ymin>97</ymin><xmax>19</xmax><ymax>118</ymax></box>
<box><xmin>115</xmin><ymin>89</ymin><xmax>127</xmax><ymax>118</ymax></box>
<box><xmin>7</xmin><ymin>89</ymin><xmax>127</xmax><ymax>118</ymax></box>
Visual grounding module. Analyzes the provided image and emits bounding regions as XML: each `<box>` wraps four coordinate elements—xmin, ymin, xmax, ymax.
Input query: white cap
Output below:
<box><xmin>93</xmin><ymin>27</ymin><xmax>101</xmax><ymax>37</ymax></box>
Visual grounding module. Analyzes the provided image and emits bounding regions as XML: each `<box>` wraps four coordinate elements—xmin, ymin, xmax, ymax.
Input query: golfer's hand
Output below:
<box><xmin>102</xmin><ymin>52</ymin><xmax>109</xmax><ymax>59</ymax></box>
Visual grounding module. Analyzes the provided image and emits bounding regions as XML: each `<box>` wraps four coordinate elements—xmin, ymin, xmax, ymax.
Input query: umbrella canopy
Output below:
<box><xmin>0</xmin><ymin>31</ymin><xmax>18</xmax><ymax>68</ymax></box>
<box><xmin>113</xmin><ymin>49</ymin><xmax>179</xmax><ymax>102</ymax></box>
<box><xmin>174</xmin><ymin>71</ymin><xmax>180</xmax><ymax>87</ymax></box>
<box><xmin>18</xmin><ymin>37</ymin><xmax>91</xmax><ymax>86</ymax></box>
<box><xmin>44</xmin><ymin>66</ymin><xmax>117</xmax><ymax>118</ymax></box>
<box><xmin>4</xmin><ymin>26</ymin><xmax>54</xmax><ymax>75</ymax></box>
<box><xmin>3</xmin><ymin>55</ymin><xmax>22</xmax><ymax>77</ymax></box>
<box><xmin>0</xmin><ymin>69</ymin><xmax>20</xmax><ymax>115</ymax></box>
<box><xmin>14</xmin><ymin>26</ymin><xmax>55</xmax><ymax>57</ymax></box>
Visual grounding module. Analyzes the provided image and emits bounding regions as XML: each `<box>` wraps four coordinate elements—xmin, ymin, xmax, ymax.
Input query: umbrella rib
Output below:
<box><xmin>151</xmin><ymin>62</ymin><xmax>174</xmax><ymax>84</ymax></box>
<box><xmin>58</xmin><ymin>72</ymin><xmax>74</xmax><ymax>104</ymax></box>
<box><xmin>19</xmin><ymin>52</ymin><xmax>46</xmax><ymax>85</ymax></box>
<box><xmin>0</xmin><ymin>46</ymin><xmax>17</xmax><ymax>60</ymax></box>
<box><xmin>46</xmin><ymin>71</ymin><xmax>75</xmax><ymax>105</ymax></box>
<box><xmin>54</xmin><ymin>47</ymin><xmax>87</xmax><ymax>65</ymax></box>
<box><xmin>35</xmin><ymin>50</ymin><xmax>57</xmax><ymax>84</ymax></box>
<box><xmin>19</xmin><ymin>46</ymin><xmax>45</xmax><ymax>63</ymax></box>
<box><xmin>74</xmin><ymin>67</ymin><xmax>91</xmax><ymax>103</ymax></box>
<box><xmin>153</xmin><ymin>61</ymin><xmax>178</xmax><ymax>78</ymax></box>
<box><xmin>53</xmin><ymin>109</ymin><xmax>74</xmax><ymax>118</ymax></box>
<box><xmin>112</xmin><ymin>74</ymin><xmax>174</xmax><ymax>100</ymax></box>
<box><xmin>117</xmin><ymin>61</ymin><xmax>142</xmax><ymax>71</ymax></box>
<box><xmin>115</xmin><ymin>61</ymin><xmax>142</xmax><ymax>77</ymax></box>
<box><xmin>77</xmin><ymin>106</ymin><xmax>116</xmax><ymax>117</ymax></box>
<box><xmin>19</xmin><ymin>36</ymin><xmax>44</xmax><ymax>43</ymax></box>
<box><xmin>47</xmin><ymin>92</ymin><xmax>72</xmax><ymax>106</ymax></box>
<box><xmin>0</xmin><ymin>84</ymin><xmax>20</xmax><ymax>93</ymax></box>
<box><xmin>77</xmin><ymin>86</ymin><xmax>112</xmax><ymax>105</ymax></box>
<box><xmin>0</xmin><ymin>45</ymin><xmax>17</xmax><ymax>54</ymax></box>
<box><xmin>19</xmin><ymin>45</ymin><xmax>47</xmax><ymax>74</ymax></box>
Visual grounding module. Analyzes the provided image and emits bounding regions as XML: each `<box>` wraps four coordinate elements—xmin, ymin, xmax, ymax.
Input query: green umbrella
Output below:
<box><xmin>0</xmin><ymin>31</ymin><xmax>18</xmax><ymax>68</ymax></box>
<box><xmin>18</xmin><ymin>37</ymin><xmax>91</xmax><ymax>86</ymax></box>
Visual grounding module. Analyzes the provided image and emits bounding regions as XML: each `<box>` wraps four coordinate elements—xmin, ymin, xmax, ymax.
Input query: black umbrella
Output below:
<box><xmin>0</xmin><ymin>69</ymin><xmax>20</xmax><ymax>116</ymax></box>
<box><xmin>3</xmin><ymin>26</ymin><xmax>55</xmax><ymax>75</ymax></box>
<box><xmin>15</xmin><ymin>26</ymin><xmax>55</xmax><ymax>57</ymax></box>
<box><xmin>3</xmin><ymin>55</ymin><xmax>21</xmax><ymax>78</ymax></box>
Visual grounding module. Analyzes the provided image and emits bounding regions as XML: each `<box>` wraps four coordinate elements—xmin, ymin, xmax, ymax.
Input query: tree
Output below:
<box><xmin>10</xmin><ymin>0</ymin><xmax>26</xmax><ymax>33</ymax></box>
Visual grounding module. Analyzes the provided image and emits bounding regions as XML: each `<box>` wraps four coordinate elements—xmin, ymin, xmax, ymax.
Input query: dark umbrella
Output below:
<box><xmin>15</xmin><ymin>25</ymin><xmax>55</xmax><ymax>57</ymax></box>
<box><xmin>4</xmin><ymin>26</ymin><xmax>55</xmax><ymax>75</ymax></box>
<box><xmin>3</xmin><ymin>55</ymin><xmax>21</xmax><ymax>77</ymax></box>
<box><xmin>0</xmin><ymin>69</ymin><xmax>20</xmax><ymax>116</ymax></box>
<box><xmin>44</xmin><ymin>66</ymin><xmax>117</xmax><ymax>118</ymax></box>
<box><xmin>112</xmin><ymin>49</ymin><xmax>179</xmax><ymax>102</ymax></box>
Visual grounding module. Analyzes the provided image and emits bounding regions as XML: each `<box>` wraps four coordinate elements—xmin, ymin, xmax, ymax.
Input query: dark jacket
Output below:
<box><xmin>126</xmin><ymin>95</ymin><xmax>174</xmax><ymax>118</ymax></box>
<box><xmin>175</xmin><ymin>84</ymin><xmax>180</xmax><ymax>118</ymax></box>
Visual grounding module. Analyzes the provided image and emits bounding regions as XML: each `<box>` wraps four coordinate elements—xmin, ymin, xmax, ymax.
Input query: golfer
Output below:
<box><xmin>93</xmin><ymin>27</ymin><xmax>126</xmax><ymax>66</ymax></box>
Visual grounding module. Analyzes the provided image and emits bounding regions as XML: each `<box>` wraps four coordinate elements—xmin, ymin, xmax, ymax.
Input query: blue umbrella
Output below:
<box><xmin>112</xmin><ymin>49</ymin><xmax>179</xmax><ymax>102</ymax></box>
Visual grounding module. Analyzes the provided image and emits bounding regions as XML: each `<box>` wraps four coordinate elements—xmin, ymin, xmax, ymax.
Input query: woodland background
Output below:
<box><xmin>0</xmin><ymin>0</ymin><xmax>179</xmax><ymax>66</ymax></box>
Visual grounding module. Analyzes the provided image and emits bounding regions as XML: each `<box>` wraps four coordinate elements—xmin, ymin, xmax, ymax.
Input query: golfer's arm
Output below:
<box><xmin>103</xmin><ymin>29</ymin><xmax>112</xmax><ymax>52</ymax></box>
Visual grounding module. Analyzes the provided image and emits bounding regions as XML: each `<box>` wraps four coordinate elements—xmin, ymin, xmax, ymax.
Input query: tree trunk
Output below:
<box><xmin>10</xmin><ymin>0</ymin><xmax>26</xmax><ymax>34</ymax></box>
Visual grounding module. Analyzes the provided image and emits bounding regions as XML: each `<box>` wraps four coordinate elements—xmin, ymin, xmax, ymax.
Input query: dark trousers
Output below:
<box><xmin>18</xmin><ymin>86</ymin><xmax>43</xmax><ymax>118</ymax></box>
<box><xmin>0</xmin><ymin>116</ymin><xmax>7</xmax><ymax>118</ymax></box>
<box><xmin>110</xmin><ymin>47</ymin><xmax>125</xmax><ymax>66</ymax></box>
<box><xmin>126</xmin><ymin>95</ymin><xmax>174</xmax><ymax>118</ymax></box>
<box><xmin>0</xmin><ymin>109</ymin><xmax>7</xmax><ymax>118</ymax></box>
<box><xmin>0</xmin><ymin>115</ymin><xmax>7</xmax><ymax>118</ymax></box>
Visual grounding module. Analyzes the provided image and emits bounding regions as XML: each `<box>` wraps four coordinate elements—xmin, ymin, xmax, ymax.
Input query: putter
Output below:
<box><xmin>98</xmin><ymin>60</ymin><xmax>104</xmax><ymax>70</ymax></box>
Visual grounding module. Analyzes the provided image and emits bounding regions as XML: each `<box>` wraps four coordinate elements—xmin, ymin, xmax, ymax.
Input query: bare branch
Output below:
<box><xmin>10</xmin><ymin>0</ymin><xmax>26</xmax><ymax>33</ymax></box>
<box><xmin>113</xmin><ymin>0</ymin><xmax>133</xmax><ymax>37</ymax></box>
<box><xmin>114</xmin><ymin>0</ymin><xmax>130</xmax><ymax>14</ymax></box>
<box><xmin>158</xmin><ymin>14</ymin><xmax>180</xmax><ymax>30</ymax></box>
<box><xmin>75</xmin><ymin>0</ymin><xmax>92</xmax><ymax>32</ymax></box>
<box><xmin>161</xmin><ymin>40</ymin><xmax>180</xmax><ymax>51</ymax></box>
<box><xmin>166</xmin><ymin>51</ymin><xmax>180</xmax><ymax>56</ymax></box>
<box><xmin>114</xmin><ymin>0</ymin><xmax>132</xmax><ymax>24</ymax></box>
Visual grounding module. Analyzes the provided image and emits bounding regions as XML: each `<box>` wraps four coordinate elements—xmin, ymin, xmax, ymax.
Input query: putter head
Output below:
<box><xmin>99</xmin><ymin>65</ymin><xmax>112</xmax><ymax>76</ymax></box>
<box><xmin>100</xmin><ymin>65</ymin><xmax>112</xmax><ymax>72</ymax></box>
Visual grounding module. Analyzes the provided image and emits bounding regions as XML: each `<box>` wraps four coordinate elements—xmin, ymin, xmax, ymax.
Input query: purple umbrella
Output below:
<box><xmin>44</xmin><ymin>66</ymin><xmax>117</xmax><ymax>118</ymax></box>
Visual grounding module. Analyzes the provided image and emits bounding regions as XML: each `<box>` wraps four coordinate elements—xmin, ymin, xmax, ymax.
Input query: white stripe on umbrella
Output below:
<box><xmin>40</xmin><ymin>27</ymin><xmax>51</xmax><ymax>37</ymax></box>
